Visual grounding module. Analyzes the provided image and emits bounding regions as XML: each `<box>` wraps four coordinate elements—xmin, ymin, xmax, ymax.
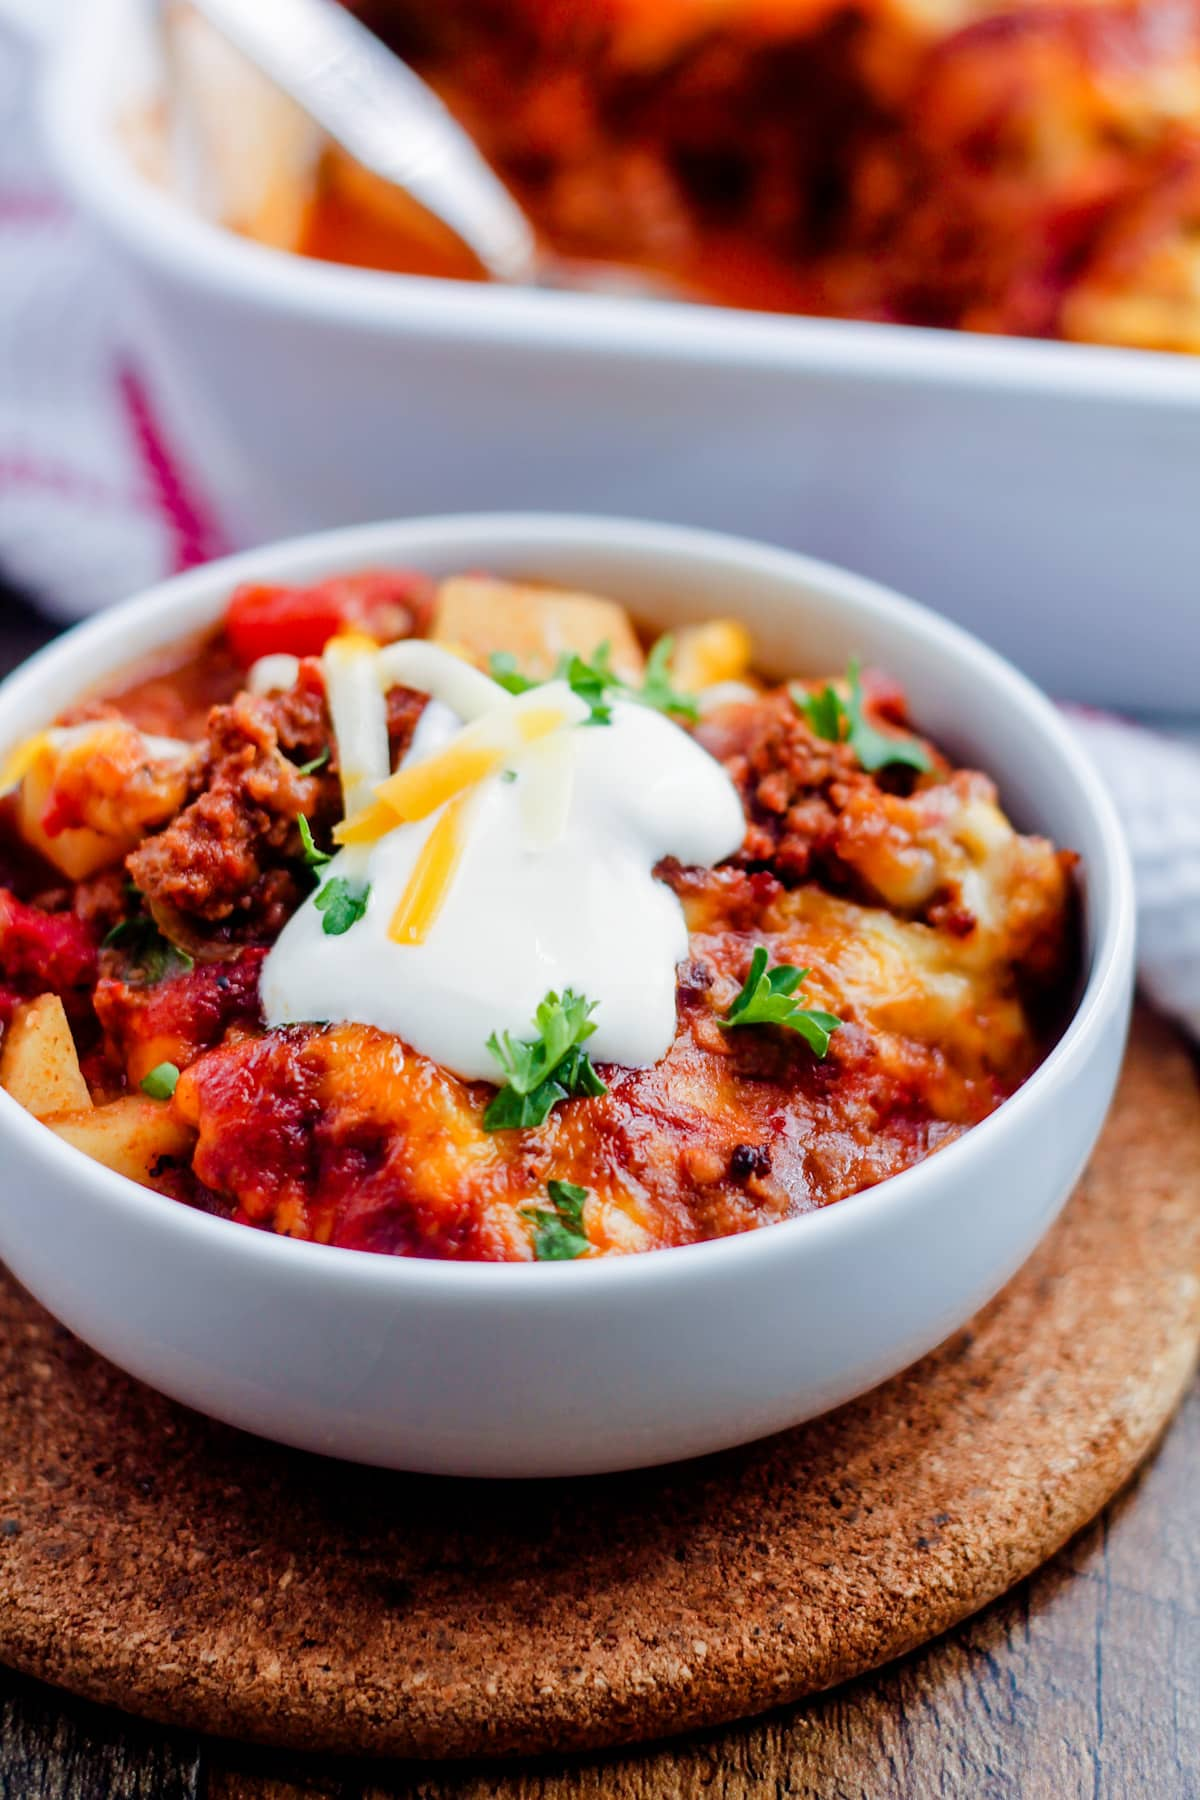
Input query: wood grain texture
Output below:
<box><xmin>0</xmin><ymin>1667</ymin><xmax>200</xmax><ymax>1800</ymax></box>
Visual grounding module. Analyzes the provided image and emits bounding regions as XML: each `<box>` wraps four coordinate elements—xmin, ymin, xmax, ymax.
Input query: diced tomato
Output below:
<box><xmin>94</xmin><ymin>948</ymin><xmax>266</xmax><ymax>1085</ymax></box>
<box><xmin>0</xmin><ymin>888</ymin><xmax>97</xmax><ymax>1002</ymax></box>
<box><xmin>225</xmin><ymin>571</ymin><xmax>435</xmax><ymax>666</ymax></box>
<box><xmin>861</xmin><ymin>666</ymin><xmax>913</xmax><ymax>727</ymax></box>
<box><xmin>226</xmin><ymin>584</ymin><xmax>354</xmax><ymax>665</ymax></box>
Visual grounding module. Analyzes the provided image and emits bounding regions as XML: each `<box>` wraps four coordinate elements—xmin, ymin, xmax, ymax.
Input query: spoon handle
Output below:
<box><xmin>178</xmin><ymin>0</ymin><xmax>538</xmax><ymax>282</ymax></box>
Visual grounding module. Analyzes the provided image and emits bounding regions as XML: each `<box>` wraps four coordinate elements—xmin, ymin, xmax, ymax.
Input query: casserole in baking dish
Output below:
<box><xmin>28</xmin><ymin>0</ymin><xmax>1200</xmax><ymax>710</ymax></box>
<box><xmin>334</xmin><ymin>0</ymin><xmax>1200</xmax><ymax>352</ymax></box>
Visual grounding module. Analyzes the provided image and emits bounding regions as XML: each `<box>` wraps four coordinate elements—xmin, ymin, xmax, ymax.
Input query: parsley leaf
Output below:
<box><xmin>489</xmin><ymin>652</ymin><xmax>537</xmax><ymax>695</ymax></box>
<box><xmin>637</xmin><ymin>635</ymin><xmax>700</xmax><ymax>723</ymax></box>
<box><xmin>314</xmin><ymin>877</ymin><xmax>370</xmax><ymax>936</ymax></box>
<box><xmin>296</xmin><ymin>747</ymin><xmax>330</xmax><ymax>775</ymax></box>
<box><xmin>796</xmin><ymin>683</ymin><xmax>844</xmax><ymax>745</ymax></box>
<box><xmin>561</xmin><ymin>646</ymin><xmax>615</xmax><ymax>725</ymax></box>
<box><xmin>140</xmin><ymin>1061</ymin><xmax>180</xmax><ymax>1100</ymax></box>
<box><xmin>102</xmin><ymin>916</ymin><xmax>147</xmax><ymax>953</ymax></box>
<box><xmin>520</xmin><ymin>1178</ymin><xmax>592</xmax><ymax>1260</ymax></box>
<box><xmin>720</xmin><ymin>947</ymin><xmax>842</xmax><ymax>1056</ymax></box>
<box><xmin>298</xmin><ymin>813</ymin><xmax>332</xmax><ymax>870</ymax></box>
<box><xmin>102</xmin><ymin>915</ymin><xmax>194</xmax><ymax>985</ymax></box>
<box><xmin>488</xmin><ymin>637</ymin><xmax>698</xmax><ymax>728</ymax></box>
<box><xmin>793</xmin><ymin>658</ymin><xmax>931</xmax><ymax>774</ymax></box>
<box><xmin>491</xmin><ymin>645</ymin><xmax>614</xmax><ymax>722</ymax></box>
<box><xmin>483</xmin><ymin>988</ymin><xmax>608</xmax><ymax>1130</ymax></box>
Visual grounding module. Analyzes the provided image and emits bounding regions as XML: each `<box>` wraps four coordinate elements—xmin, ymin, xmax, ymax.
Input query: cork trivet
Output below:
<box><xmin>0</xmin><ymin>1006</ymin><xmax>1197</xmax><ymax>1761</ymax></box>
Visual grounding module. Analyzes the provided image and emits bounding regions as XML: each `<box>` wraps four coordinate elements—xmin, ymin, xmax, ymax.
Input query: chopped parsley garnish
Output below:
<box><xmin>102</xmin><ymin>915</ymin><xmax>194</xmax><ymax>985</ymax></box>
<box><xmin>296</xmin><ymin>747</ymin><xmax>330</xmax><ymax>775</ymax></box>
<box><xmin>488</xmin><ymin>636</ymin><xmax>698</xmax><ymax>728</ymax></box>
<box><xmin>793</xmin><ymin>658</ymin><xmax>931</xmax><ymax>774</ymax></box>
<box><xmin>314</xmin><ymin>877</ymin><xmax>370</xmax><ymax>936</ymax></box>
<box><xmin>298</xmin><ymin>813</ymin><xmax>332</xmax><ymax>870</ymax></box>
<box><xmin>798</xmin><ymin>683</ymin><xmax>844</xmax><ymax>745</ymax></box>
<box><xmin>720</xmin><ymin>947</ymin><xmax>842</xmax><ymax>1056</ymax></box>
<box><xmin>566</xmin><ymin>635</ymin><xmax>698</xmax><ymax>724</ymax></box>
<box><xmin>491</xmin><ymin>646</ymin><xmax>614</xmax><ymax>723</ymax></box>
<box><xmin>489</xmin><ymin>652</ymin><xmax>537</xmax><ymax>695</ymax></box>
<box><xmin>140</xmin><ymin>1061</ymin><xmax>180</xmax><ymax>1100</ymax></box>
<box><xmin>520</xmin><ymin>1178</ymin><xmax>592</xmax><ymax>1260</ymax></box>
<box><xmin>561</xmin><ymin>646</ymin><xmax>616</xmax><ymax>725</ymax></box>
<box><xmin>638</xmin><ymin>635</ymin><xmax>700</xmax><ymax>724</ymax></box>
<box><xmin>483</xmin><ymin>988</ymin><xmax>607</xmax><ymax>1130</ymax></box>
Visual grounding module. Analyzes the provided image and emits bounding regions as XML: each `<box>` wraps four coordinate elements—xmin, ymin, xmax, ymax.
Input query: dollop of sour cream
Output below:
<box><xmin>260</xmin><ymin>640</ymin><xmax>745</xmax><ymax>1082</ymax></box>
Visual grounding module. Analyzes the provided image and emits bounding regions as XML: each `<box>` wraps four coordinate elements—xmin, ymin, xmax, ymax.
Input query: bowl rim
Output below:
<box><xmin>39</xmin><ymin>0</ymin><xmax>1200</xmax><ymax>408</ymax></box>
<box><xmin>0</xmin><ymin>511</ymin><xmax>1137</xmax><ymax>1301</ymax></box>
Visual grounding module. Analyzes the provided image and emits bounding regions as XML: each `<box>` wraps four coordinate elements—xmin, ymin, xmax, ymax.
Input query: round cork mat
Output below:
<box><xmin>0</xmin><ymin>1007</ymin><xmax>1197</xmax><ymax>1761</ymax></box>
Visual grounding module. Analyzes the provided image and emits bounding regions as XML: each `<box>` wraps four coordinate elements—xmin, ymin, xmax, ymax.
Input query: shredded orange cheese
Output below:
<box><xmin>335</xmin><ymin>703</ymin><xmax>569</xmax><ymax>846</ymax></box>
<box><xmin>387</xmin><ymin>792</ymin><xmax>473</xmax><ymax>945</ymax></box>
<box><xmin>0</xmin><ymin>732</ymin><xmax>49</xmax><ymax>793</ymax></box>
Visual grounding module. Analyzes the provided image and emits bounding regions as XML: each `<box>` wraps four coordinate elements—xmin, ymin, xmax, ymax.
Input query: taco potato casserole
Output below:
<box><xmin>284</xmin><ymin>0</ymin><xmax>1200</xmax><ymax>349</ymax></box>
<box><xmin>0</xmin><ymin>570</ymin><xmax>1076</xmax><ymax>1262</ymax></box>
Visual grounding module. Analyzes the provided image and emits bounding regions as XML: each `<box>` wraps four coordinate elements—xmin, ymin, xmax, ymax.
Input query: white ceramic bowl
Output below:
<box><xmin>17</xmin><ymin>0</ymin><xmax>1199</xmax><ymax>708</ymax></box>
<box><xmin>0</xmin><ymin>514</ymin><xmax>1134</xmax><ymax>1476</ymax></box>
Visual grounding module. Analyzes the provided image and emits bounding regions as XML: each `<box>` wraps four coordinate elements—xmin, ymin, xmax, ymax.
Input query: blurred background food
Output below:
<box><xmin>1</xmin><ymin>0</ymin><xmax>1199</xmax><ymax>712</ymax></box>
<box><xmin>161</xmin><ymin>0</ymin><xmax>1200</xmax><ymax>349</ymax></box>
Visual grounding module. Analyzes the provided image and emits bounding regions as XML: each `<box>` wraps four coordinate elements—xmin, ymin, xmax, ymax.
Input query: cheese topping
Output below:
<box><xmin>260</xmin><ymin>641</ymin><xmax>745</xmax><ymax>1081</ymax></box>
<box><xmin>0</xmin><ymin>731</ymin><xmax>51</xmax><ymax>793</ymax></box>
<box><xmin>336</xmin><ymin>690</ymin><xmax>583</xmax><ymax>847</ymax></box>
<box><xmin>388</xmin><ymin>790</ymin><xmax>474</xmax><ymax>945</ymax></box>
<box><xmin>0</xmin><ymin>723</ymin><xmax>191</xmax><ymax>794</ymax></box>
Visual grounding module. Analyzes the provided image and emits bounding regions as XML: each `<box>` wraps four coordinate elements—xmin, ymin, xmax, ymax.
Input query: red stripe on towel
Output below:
<box><xmin>0</xmin><ymin>189</ymin><xmax>69</xmax><ymax>226</ymax></box>
<box><xmin>116</xmin><ymin>363</ymin><xmax>228</xmax><ymax>572</ymax></box>
<box><xmin>0</xmin><ymin>454</ymin><xmax>139</xmax><ymax>509</ymax></box>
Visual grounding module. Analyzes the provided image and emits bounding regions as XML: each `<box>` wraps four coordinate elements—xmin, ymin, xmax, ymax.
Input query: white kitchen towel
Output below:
<box><xmin>1062</xmin><ymin>712</ymin><xmax>1200</xmax><ymax>1040</ymax></box>
<box><xmin>0</xmin><ymin>25</ymin><xmax>227</xmax><ymax>618</ymax></box>
<box><xmin>0</xmin><ymin>24</ymin><xmax>1197</xmax><ymax>1041</ymax></box>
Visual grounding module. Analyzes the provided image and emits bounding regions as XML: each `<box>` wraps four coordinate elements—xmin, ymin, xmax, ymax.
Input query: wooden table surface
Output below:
<box><xmin>0</xmin><ymin>587</ymin><xmax>1196</xmax><ymax>1800</ymax></box>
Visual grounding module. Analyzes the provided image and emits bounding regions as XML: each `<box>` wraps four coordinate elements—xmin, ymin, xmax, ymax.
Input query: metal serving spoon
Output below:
<box><xmin>171</xmin><ymin>0</ymin><xmax>539</xmax><ymax>284</ymax></box>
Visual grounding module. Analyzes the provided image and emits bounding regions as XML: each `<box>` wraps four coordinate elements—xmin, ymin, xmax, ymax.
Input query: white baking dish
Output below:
<box><xmin>26</xmin><ymin>0</ymin><xmax>1200</xmax><ymax>709</ymax></box>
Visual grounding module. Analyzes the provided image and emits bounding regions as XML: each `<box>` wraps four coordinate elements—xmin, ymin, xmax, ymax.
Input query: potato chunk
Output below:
<box><xmin>0</xmin><ymin>994</ymin><xmax>92</xmax><ymax>1119</ymax></box>
<box><xmin>161</xmin><ymin>2</ymin><xmax>322</xmax><ymax>250</ymax></box>
<box><xmin>45</xmin><ymin>1096</ymin><xmax>194</xmax><ymax>1188</ymax></box>
<box><xmin>432</xmin><ymin>577</ymin><xmax>645</xmax><ymax>683</ymax></box>
<box><xmin>670</xmin><ymin>619</ymin><xmax>754</xmax><ymax>692</ymax></box>
<box><xmin>13</xmin><ymin>722</ymin><xmax>192</xmax><ymax>880</ymax></box>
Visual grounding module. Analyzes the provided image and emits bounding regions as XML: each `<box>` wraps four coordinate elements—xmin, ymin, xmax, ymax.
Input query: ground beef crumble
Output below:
<box><xmin>695</xmin><ymin>689</ymin><xmax>932</xmax><ymax>891</ymax></box>
<box><xmin>126</xmin><ymin>661</ymin><xmax>336</xmax><ymax>936</ymax></box>
<box><xmin>124</xmin><ymin>664</ymin><xmax>430</xmax><ymax>941</ymax></box>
